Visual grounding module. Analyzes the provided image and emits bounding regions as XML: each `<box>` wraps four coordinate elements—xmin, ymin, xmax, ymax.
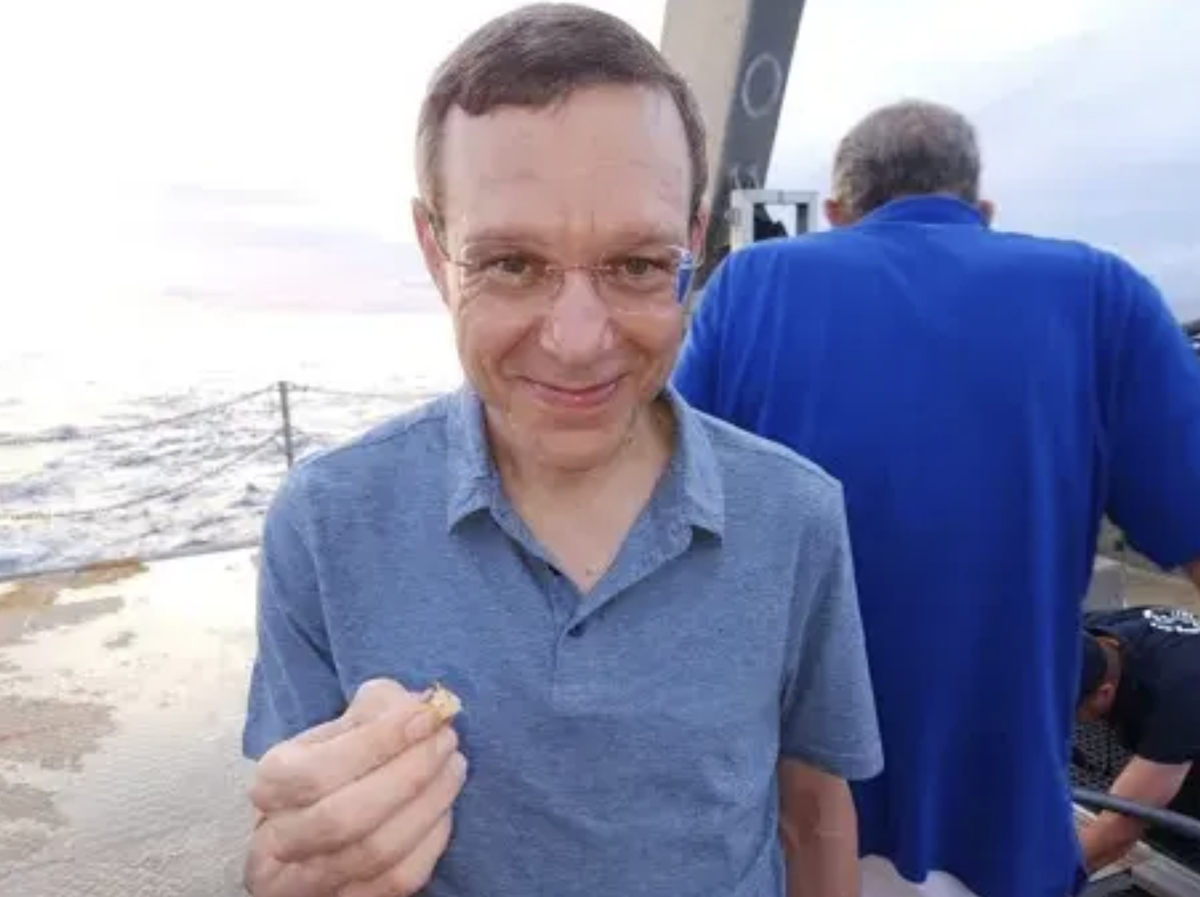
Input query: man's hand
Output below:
<box><xmin>1078</xmin><ymin>755</ymin><xmax>1192</xmax><ymax>873</ymax></box>
<box><xmin>244</xmin><ymin>679</ymin><xmax>468</xmax><ymax>897</ymax></box>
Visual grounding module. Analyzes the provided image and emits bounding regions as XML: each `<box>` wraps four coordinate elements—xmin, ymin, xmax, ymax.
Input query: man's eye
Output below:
<box><xmin>488</xmin><ymin>256</ymin><xmax>533</xmax><ymax>277</ymax></box>
<box><xmin>615</xmin><ymin>256</ymin><xmax>662</xmax><ymax>278</ymax></box>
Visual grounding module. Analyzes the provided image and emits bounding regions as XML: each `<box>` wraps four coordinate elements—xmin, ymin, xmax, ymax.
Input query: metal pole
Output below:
<box><xmin>278</xmin><ymin>381</ymin><xmax>296</xmax><ymax>468</ymax></box>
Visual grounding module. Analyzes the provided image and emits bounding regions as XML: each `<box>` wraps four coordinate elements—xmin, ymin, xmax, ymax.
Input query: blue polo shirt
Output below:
<box><xmin>673</xmin><ymin>196</ymin><xmax>1200</xmax><ymax>897</ymax></box>
<box><xmin>244</xmin><ymin>386</ymin><xmax>883</xmax><ymax>897</ymax></box>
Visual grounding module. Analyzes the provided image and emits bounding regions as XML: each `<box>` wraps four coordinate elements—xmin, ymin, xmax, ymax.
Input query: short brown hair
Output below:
<box><xmin>415</xmin><ymin>3</ymin><xmax>708</xmax><ymax>221</ymax></box>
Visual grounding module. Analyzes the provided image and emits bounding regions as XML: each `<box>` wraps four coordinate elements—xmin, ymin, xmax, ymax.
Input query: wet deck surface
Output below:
<box><xmin>0</xmin><ymin>551</ymin><xmax>257</xmax><ymax>897</ymax></box>
<box><xmin>0</xmin><ymin>551</ymin><xmax>1195</xmax><ymax>896</ymax></box>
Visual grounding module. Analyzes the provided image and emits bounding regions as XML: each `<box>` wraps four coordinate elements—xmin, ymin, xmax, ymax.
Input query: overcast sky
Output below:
<box><xmin>0</xmin><ymin>0</ymin><xmax>1195</xmax><ymax>317</ymax></box>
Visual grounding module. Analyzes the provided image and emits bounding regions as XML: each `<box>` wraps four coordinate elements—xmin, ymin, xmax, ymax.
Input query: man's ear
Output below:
<box><xmin>977</xmin><ymin>199</ymin><xmax>996</xmax><ymax>226</ymax></box>
<box><xmin>689</xmin><ymin>206</ymin><xmax>711</xmax><ymax>261</ymax></box>
<box><xmin>824</xmin><ymin>198</ymin><xmax>851</xmax><ymax>228</ymax></box>
<box><xmin>412</xmin><ymin>199</ymin><xmax>450</xmax><ymax>302</ymax></box>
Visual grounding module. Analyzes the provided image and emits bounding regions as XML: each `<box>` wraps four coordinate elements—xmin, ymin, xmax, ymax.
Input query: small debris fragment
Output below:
<box><xmin>424</xmin><ymin>682</ymin><xmax>462</xmax><ymax>723</ymax></box>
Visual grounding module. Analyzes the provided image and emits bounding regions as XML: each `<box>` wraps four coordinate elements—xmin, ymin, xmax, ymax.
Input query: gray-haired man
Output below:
<box><xmin>675</xmin><ymin>98</ymin><xmax>1200</xmax><ymax>897</ymax></box>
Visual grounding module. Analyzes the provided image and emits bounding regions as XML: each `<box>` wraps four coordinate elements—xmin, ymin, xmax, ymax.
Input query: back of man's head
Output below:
<box><xmin>828</xmin><ymin>99</ymin><xmax>984</xmax><ymax>223</ymax></box>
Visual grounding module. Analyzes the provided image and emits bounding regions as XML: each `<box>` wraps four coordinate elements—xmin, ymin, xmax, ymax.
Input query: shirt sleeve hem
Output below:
<box><xmin>779</xmin><ymin>743</ymin><xmax>885</xmax><ymax>782</ymax></box>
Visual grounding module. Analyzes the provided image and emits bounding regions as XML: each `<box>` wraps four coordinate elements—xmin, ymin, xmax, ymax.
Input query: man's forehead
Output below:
<box><xmin>436</xmin><ymin>85</ymin><xmax>691</xmax><ymax>233</ymax></box>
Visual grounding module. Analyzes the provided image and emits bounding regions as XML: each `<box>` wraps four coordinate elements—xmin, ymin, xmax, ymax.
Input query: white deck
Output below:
<box><xmin>0</xmin><ymin>550</ymin><xmax>258</xmax><ymax>897</ymax></box>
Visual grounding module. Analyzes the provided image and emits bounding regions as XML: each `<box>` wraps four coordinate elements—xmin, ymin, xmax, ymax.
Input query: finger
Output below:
<box><xmin>293</xmin><ymin>715</ymin><xmax>357</xmax><ymax>745</ymax></box>
<box><xmin>336</xmin><ymin>813</ymin><xmax>454</xmax><ymax>897</ymax></box>
<box><xmin>265</xmin><ymin>725</ymin><xmax>460</xmax><ymax>862</ymax></box>
<box><xmin>319</xmin><ymin>749</ymin><xmax>467</xmax><ymax>882</ymax></box>
<box><xmin>247</xmin><ymin>716</ymin><xmax>356</xmax><ymax>821</ymax></box>
<box><xmin>251</xmin><ymin>702</ymin><xmax>440</xmax><ymax>815</ymax></box>
<box><xmin>345</xmin><ymin>678</ymin><xmax>422</xmax><ymax>724</ymax></box>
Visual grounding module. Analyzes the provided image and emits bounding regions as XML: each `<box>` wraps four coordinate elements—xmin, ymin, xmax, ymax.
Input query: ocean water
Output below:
<box><xmin>0</xmin><ymin>297</ymin><xmax>462</xmax><ymax>577</ymax></box>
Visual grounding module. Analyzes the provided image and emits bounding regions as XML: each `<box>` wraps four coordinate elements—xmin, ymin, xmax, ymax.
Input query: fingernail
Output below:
<box><xmin>404</xmin><ymin>709</ymin><xmax>438</xmax><ymax>742</ymax></box>
<box><xmin>451</xmin><ymin>751</ymin><xmax>468</xmax><ymax>778</ymax></box>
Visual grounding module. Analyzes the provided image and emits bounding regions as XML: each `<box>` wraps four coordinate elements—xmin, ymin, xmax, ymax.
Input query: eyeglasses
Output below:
<box><xmin>440</xmin><ymin>243</ymin><xmax>698</xmax><ymax>313</ymax></box>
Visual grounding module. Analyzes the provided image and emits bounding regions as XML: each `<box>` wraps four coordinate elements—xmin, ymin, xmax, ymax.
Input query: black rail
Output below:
<box><xmin>1073</xmin><ymin>787</ymin><xmax>1200</xmax><ymax>843</ymax></box>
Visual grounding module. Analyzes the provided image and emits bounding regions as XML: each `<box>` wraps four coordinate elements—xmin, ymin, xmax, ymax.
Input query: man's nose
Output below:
<box><xmin>540</xmin><ymin>271</ymin><xmax>614</xmax><ymax>362</ymax></box>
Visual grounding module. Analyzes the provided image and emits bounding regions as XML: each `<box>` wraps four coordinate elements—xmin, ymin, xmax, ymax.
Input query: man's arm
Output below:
<box><xmin>245</xmin><ymin>470</ymin><xmax>346</xmax><ymax>758</ymax></box>
<box><xmin>779</xmin><ymin>761</ymin><xmax>860</xmax><ymax>897</ymax></box>
<box><xmin>1078</xmin><ymin>756</ymin><xmax>1193</xmax><ymax>872</ymax></box>
<box><xmin>244</xmin><ymin>473</ymin><xmax>351</xmax><ymax>895</ymax></box>
<box><xmin>779</xmin><ymin>480</ymin><xmax>883</xmax><ymax>897</ymax></box>
<box><xmin>1101</xmin><ymin>252</ymin><xmax>1200</xmax><ymax>574</ymax></box>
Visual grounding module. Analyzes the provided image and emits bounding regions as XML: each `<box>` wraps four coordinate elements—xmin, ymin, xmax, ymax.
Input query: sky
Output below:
<box><xmin>0</xmin><ymin>0</ymin><xmax>1196</xmax><ymax>320</ymax></box>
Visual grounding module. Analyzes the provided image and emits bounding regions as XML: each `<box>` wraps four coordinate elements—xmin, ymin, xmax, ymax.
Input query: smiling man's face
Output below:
<box><xmin>416</xmin><ymin>84</ymin><xmax>702</xmax><ymax>473</ymax></box>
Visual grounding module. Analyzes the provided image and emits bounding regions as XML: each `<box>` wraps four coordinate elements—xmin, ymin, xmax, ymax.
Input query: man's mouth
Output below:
<box><xmin>526</xmin><ymin>377</ymin><xmax>621</xmax><ymax>410</ymax></box>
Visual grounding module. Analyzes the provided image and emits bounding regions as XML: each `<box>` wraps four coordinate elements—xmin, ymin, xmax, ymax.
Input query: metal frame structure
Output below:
<box><xmin>660</xmin><ymin>0</ymin><xmax>808</xmax><ymax>285</ymax></box>
<box><xmin>727</xmin><ymin>188</ymin><xmax>820</xmax><ymax>250</ymax></box>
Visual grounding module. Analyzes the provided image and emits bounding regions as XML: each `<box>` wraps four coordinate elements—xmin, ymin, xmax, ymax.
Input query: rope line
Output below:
<box><xmin>0</xmin><ymin>385</ymin><xmax>275</xmax><ymax>447</ymax></box>
<box><xmin>288</xmin><ymin>383</ymin><xmax>442</xmax><ymax>403</ymax></box>
<box><xmin>0</xmin><ymin>382</ymin><xmax>443</xmax><ymax>448</ymax></box>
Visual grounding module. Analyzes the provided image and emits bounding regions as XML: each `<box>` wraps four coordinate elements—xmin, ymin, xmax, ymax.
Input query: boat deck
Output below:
<box><xmin>0</xmin><ymin>551</ymin><xmax>257</xmax><ymax>896</ymax></box>
<box><xmin>0</xmin><ymin>552</ymin><xmax>1196</xmax><ymax>896</ymax></box>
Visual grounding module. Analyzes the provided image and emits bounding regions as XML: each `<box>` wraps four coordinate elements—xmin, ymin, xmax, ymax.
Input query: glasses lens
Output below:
<box><xmin>598</xmin><ymin>247</ymin><xmax>693</xmax><ymax>310</ymax></box>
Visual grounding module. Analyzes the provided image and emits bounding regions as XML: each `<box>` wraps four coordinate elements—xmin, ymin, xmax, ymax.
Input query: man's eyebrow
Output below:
<box><xmin>461</xmin><ymin>224</ymin><xmax>688</xmax><ymax>248</ymax></box>
<box><xmin>459</xmin><ymin>226</ymin><xmax>550</xmax><ymax>247</ymax></box>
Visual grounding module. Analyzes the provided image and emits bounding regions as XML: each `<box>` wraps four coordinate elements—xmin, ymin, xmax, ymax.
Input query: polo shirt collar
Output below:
<box><xmin>444</xmin><ymin>384</ymin><xmax>724</xmax><ymax>538</ymax></box>
<box><xmin>858</xmin><ymin>195</ymin><xmax>987</xmax><ymax>227</ymax></box>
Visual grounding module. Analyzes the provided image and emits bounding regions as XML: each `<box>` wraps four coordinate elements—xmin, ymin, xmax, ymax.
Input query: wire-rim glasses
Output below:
<box><xmin>435</xmin><ymin>235</ymin><xmax>698</xmax><ymax>313</ymax></box>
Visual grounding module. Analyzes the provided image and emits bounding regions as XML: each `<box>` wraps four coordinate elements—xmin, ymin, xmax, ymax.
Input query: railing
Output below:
<box><xmin>1075</xmin><ymin>788</ymin><xmax>1200</xmax><ymax>844</ymax></box>
<box><xmin>0</xmin><ymin>380</ymin><xmax>445</xmax><ymax>583</ymax></box>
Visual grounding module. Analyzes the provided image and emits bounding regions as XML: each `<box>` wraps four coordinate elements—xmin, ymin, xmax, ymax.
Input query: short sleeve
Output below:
<box><xmin>1134</xmin><ymin>681</ymin><xmax>1200</xmax><ymax>765</ymax></box>
<box><xmin>1103</xmin><ymin>254</ymin><xmax>1200</xmax><ymax>569</ymax></box>
<box><xmin>243</xmin><ymin>472</ymin><xmax>347</xmax><ymax>759</ymax></box>
<box><xmin>779</xmin><ymin>483</ymin><xmax>884</xmax><ymax>780</ymax></box>
<box><xmin>671</xmin><ymin>256</ymin><xmax>734</xmax><ymax>415</ymax></box>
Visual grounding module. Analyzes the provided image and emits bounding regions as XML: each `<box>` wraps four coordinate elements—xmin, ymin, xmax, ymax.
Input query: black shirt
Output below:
<box><xmin>1085</xmin><ymin>605</ymin><xmax>1200</xmax><ymax>822</ymax></box>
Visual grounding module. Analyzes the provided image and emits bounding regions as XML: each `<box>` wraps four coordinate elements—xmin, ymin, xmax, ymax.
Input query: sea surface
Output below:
<box><xmin>0</xmin><ymin>296</ymin><xmax>462</xmax><ymax>577</ymax></box>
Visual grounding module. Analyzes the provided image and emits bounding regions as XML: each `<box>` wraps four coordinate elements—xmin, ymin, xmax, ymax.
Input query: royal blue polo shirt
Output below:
<box><xmin>244</xmin><ymin>385</ymin><xmax>883</xmax><ymax>897</ymax></box>
<box><xmin>673</xmin><ymin>196</ymin><xmax>1200</xmax><ymax>897</ymax></box>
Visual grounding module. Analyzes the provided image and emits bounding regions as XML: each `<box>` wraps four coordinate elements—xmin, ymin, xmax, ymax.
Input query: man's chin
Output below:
<box><xmin>526</xmin><ymin>427</ymin><xmax>634</xmax><ymax>472</ymax></box>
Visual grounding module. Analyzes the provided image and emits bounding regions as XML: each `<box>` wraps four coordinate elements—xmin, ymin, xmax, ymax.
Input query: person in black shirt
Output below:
<box><xmin>1076</xmin><ymin>604</ymin><xmax>1200</xmax><ymax>870</ymax></box>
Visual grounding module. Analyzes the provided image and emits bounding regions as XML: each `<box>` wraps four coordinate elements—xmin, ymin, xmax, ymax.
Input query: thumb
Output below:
<box><xmin>346</xmin><ymin>678</ymin><xmax>423</xmax><ymax>724</ymax></box>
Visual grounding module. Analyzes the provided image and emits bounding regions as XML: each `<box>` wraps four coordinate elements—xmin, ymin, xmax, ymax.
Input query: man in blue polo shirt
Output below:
<box><xmin>239</xmin><ymin>6</ymin><xmax>882</xmax><ymax>897</ymax></box>
<box><xmin>673</xmin><ymin>98</ymin><xmax>1200</xmax><ymax>897</ymax></box>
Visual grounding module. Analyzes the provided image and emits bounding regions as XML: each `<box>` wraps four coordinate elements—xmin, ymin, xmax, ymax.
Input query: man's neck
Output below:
<box><xmin>490</xmin><ymin>402</ymin><xmax>674</xmax><ymax>590</ymax></box>
<box><xmin>490</xmin><ymin>402</ymin><xmax>674</xmax><ymax>511</ymax></box>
